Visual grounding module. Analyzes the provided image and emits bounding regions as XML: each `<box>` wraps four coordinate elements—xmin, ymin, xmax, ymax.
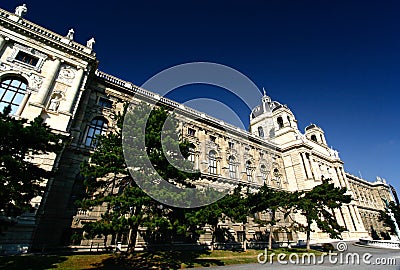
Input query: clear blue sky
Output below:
<box><xmin>3</xmin><ymin>1</ymin><xmax>400</xmax><ymax>194</ymax></box>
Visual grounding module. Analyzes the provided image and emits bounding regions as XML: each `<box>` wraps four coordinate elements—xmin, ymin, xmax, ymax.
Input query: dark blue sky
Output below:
<box><xmin>3</xmin><ymin>1</ymin><xmax>400</xmax><ymax>193</ymax></box>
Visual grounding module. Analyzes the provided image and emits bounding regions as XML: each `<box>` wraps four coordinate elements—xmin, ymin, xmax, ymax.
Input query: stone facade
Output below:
<box><xmin>0</xmin><ymin>6</ymin><xmax>395</xmax><ymax>252</ymax></box>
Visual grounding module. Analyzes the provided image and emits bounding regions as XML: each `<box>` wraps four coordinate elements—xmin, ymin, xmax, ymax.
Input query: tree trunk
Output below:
<box><xmin>103</xmin><ymin>234</ymin><xmax>108</xmax><ymax>249</ymax></box>
<box><xmin>128</xmin><ymin>225</ymin><xmax>139</xmax><ymax>253</ymax></box>
<box><xmin>210</xmin><ymin>225</ymin><xmax>216</xmax><ymax>251</ymax></box>
<box><xmin>306</xmin><ymin>225</ymin><xmax>311</xmax><ymax>251</ymax></box>
<box><xmin>128</xmin><ymin>205</ymin><xmax>142</xmax><ymax>253</ymax></box>
<box><xmin>268</xmin><ymin>210</ymin><xmax>276</xmax><ymax>250</ymax></box>
<box><xmin>268</xmin><ymin>225</ymin><xmax>273</xmax><ymax>250</ymax></box>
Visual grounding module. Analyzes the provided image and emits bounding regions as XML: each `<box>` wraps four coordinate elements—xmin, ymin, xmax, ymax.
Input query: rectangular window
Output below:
<box><xmin>188</xmin><ymin>153</ymin><xmax>195</xmax><ymax>164</ymax></box>
<box><xmin>98</xmin><ymin>97</ymin><xmax>113</xmax><ymax>108</ymax></box>
<box><xmin>210</xmin><ymin>135</ymin><xmax>216</xmax><ymax>143</ymax></box>
<box><xmin>209</xmin><ymin>160</ymin><xmax>217</xmax><ymax>174</ymax></box>
<box><xmin>228</xmin><ymin>142</ymin><xmax>234</xmax><ymax>149</ymax></box>
<box><xmin>15</xmin><ymin>51</ymin><xmax>39</xmax><ymax>66</ymax></box>
<box><xmin>187</xmin><ymin>128</ymin><xmax>196</xmax><ymax>136</ymax></box>
<box><xmin>246</xmin><ymin>163</ymin><xmax>253</xmax><ymax>181</ymax></box>
<box><xmin>209</xmin><ymin>151</ymin><xmax>217</xmax><ymax>175</ymax></box>
<box><xmin>229</xmin><ymin>163</ymin><xmax>236</xmax><ymax>179</ymax></box>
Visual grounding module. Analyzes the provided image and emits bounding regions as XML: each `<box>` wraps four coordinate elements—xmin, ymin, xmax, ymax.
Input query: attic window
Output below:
<box><xmin>187</xmin><ymin>128</ymin><xmax>196</xmax><ymax>136</ymax></box>
<box><xmin>15</xmin><ymin>51</ymin><xmax>39</xmax><ymax>66</ymax></box>
<box><xmin>277</xmin><ymin>117</ymin><xmax>284</xmax><ymax>129</ymax></box>
<box><xmin>98</xmin><ymin>97</ymin><xmax>113</xmax><ymax>108</ymax></box>
<box><xmin>258</xmin><ymin>126</ymin><xmax>264</xmax><ymax>137</ymax></box>
<box><xmin>7</xmin><ymin>44</ymin><xmax>47</xmax><ymax>71</ymax></box>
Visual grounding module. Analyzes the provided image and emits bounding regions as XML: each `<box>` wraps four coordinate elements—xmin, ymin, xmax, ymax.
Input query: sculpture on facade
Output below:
<box><xmin>66</xmin><ymin>29</ymin><xmax>74</xmax><ymax>40</ymax></box>
<box><xmin>86</xmin><ymin>37</ymin><xmax>95</xmax><ymax>49</ymax></box>
<box><xmin>15</xmin><ymin>4</ymin><xmax>27</xmax><ymax>17</ymax></box>
<box><xmin>48</xmin><ymin>93</ymin><xmax>63</xmax><ymax>112</ymax></box>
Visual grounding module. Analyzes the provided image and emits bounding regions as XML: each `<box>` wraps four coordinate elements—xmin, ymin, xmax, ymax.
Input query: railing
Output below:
<box><xmin>76</xmin><ymin>209</ymin><xmax>90</xmax><ymax>216</ymax></box>
<box><xmin>358</xmin><ymin>238</ymin><xmax>400</xmax><ymax>249</ymax></box>
<box><xmin>0</xmin><ymin>8</ymin><xmax>91</xmax><ymax>54</ymax></box>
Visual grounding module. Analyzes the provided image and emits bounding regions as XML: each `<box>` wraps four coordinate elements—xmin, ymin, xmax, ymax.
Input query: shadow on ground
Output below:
<box><xmin>87</xmin><ymin>251</ymin><xmax>224</xmax><ymax>269</ymax></box>
<box><xmin>0</xmin><ymin>255</ymin><xmax>67</xmax><ymax>270</ymax></box>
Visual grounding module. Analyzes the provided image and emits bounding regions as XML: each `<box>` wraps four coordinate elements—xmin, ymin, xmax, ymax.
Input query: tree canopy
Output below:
<box><xmin>379</xmin><ymin>200</ymin><xmax>400</xmax><ymax>238</ymax></box>
<box><xmin>78</xmin><ymin>103</ymin><xmax>201</xmax><ymax>251</ymax></box>
<box><xmin>0</xmin><ymin>106</ymin><xmax>66</xmax><ymax>231</ymax></box>
<box><xmin>294</xmin><ymin>179</ymin><xmax>351</xmax><ymax>250</ymax></box>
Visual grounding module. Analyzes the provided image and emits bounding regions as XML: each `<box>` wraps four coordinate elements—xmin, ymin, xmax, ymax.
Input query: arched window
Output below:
<box><xmin>0</xmin><ymin>77</ymin><xmax>28</xmax><ymax>115</ymax></box>
<box><xmin>260</xmin><ymin>164</ymin><xmax>267</xmax><ymax>182</ymax></box>
<box><xmin>310</xmin><ymin>135</ymin><xmax>317</xmax><ymax>142</ymax></box>
<box><xmin>287</xmin><ymin>116</ymin><xmax>291</xmax><ymax>127</ymax></box>
<box><xmin>257</xmin><ymin>126</ymin><xmax>264</xmax><ymax>138</ymax></box>
<box><xmin>246</xmin><ymin>161</ymin><xmax>253</xmax><ymax>181</ymax></box>
<box><xmin>228</xmin><ymin>156</ymin><xmax>237</xmax><ymax>179</ymax></box>
<box><xmin>208</xmin><ymin>150</ymin><xmax>217</xmax><ymax>174</ymax></box>
<box><xmin>84</xmin><ymin>117</ymin><xmax>108</xmax><ymax>147</ymax></box>
<box><xmin>277</xmin><ymin>117</ymin><xmax>284</xmax><ymax>129</ymax></box>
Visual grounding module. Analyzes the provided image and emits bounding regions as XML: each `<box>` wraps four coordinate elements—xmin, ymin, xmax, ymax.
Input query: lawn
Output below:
<box><xmin>0</xmin><ymin>248</ymin><xmax>322</xmax><ymax>269</ymax></box>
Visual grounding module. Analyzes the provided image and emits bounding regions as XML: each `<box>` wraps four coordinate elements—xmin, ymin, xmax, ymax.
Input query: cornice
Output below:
<box><xmin>94</xmin><ymin>70</ymin><xmax>282</xmax><ymax>153</ymax></box>
<box><xmin>0</xmin><ymin>8</ymin><xmax>97</xmax><ymax>64</ymax></box>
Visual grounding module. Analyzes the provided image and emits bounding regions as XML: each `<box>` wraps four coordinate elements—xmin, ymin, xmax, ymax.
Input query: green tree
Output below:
<box><xmin>79</xmin><ymin>102</ymin><xmax>200</xmax><ymax>252</ymax></box>
<box><xmin>379</xmin><ymin>200</ymin><xmax>400</xmax><ymax>237</ymax></box>
<box><xmin>191</xmin><ymin>186</ymin><xmax>250</xmax><ymax>250</ymax></box>
<box><xmin>0</xmin><ymin>106</ymin><xmax>66</xmax><ymax>232</ymax></box>
<box><xmin>294</xmin><ymin>179</ymin><xmax>351</xmax><ymax>250</ymax></box>
<box><xmin>248</xmin><ymin>184</ymin><xmax>296</xmax><ymax>249</ymax></box>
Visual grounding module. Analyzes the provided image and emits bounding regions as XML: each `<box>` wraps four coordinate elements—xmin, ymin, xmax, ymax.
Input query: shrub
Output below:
<box><xmin>321</xmin><ymin>243</ymin><xmax>334</xmax><ymax>252</ymax></box>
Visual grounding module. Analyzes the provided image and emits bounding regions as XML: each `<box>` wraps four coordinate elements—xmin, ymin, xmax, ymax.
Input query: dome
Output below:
<box><xmin>305</xmin><ymin>124</ymin><xmax>321</xmax><ymax>131</ymax></box>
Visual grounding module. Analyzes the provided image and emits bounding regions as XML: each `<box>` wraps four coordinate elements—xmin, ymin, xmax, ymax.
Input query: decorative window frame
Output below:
<box><xmin>97</xmin><ymin>96</ymin><xmax>113</xmax><ymax>109</ymax></box>
<box><xmin>82</xmin><ymin>116</ymin><xmax>110</xmax><ymax>148</ymax></box>
<box><xmin>228</xmin><ymin>155</ymin><xmax>237</xmax><ymax>179</ymax></box>
<box><xmin>208</xmin><ymin>150</ymin><xmax>218</xmax><ymax>175</ymax></box>
<box><xmin>7</xmin><ymin>44</ymin><xmax>48</xmax><ymax>72</ymax></box>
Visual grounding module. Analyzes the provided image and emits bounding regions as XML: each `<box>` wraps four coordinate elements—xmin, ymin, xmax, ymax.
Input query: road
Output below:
<box><xmin>200</xmin><ymin>242</ymin><xmax>400</xmax><ymax>270</ymax></box>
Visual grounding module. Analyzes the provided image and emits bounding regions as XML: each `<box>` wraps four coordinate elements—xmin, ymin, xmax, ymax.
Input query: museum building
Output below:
<box><xmin>0</xmin><ymin>5</ymin><xmax>395</xmax><ymax>252</ymax></box>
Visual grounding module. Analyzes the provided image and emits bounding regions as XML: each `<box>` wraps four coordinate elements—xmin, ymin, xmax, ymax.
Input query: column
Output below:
<box><xmin>334</xmin><ymin>208</ymin><xmax>346</xmax><ymax>227</ymax></box>
<box><xmin>312</xmin><ymin>160</ymin><xmax>320</xmax><ymax>180</ymax></box>
<box><xmin>348</xmin><ymin>204</ymin><xmax>362</xmax><ymax>231</ymax></box>
<box><xmin>352</xmin><ymin>205</ymin><xmax>365</xmax><ymax>231</ymax></box>
<box><xmin>341</xmin><ymin>206</ymin><xmax>356</xmax><ymax>231</ymax></box>
<box><xmin>33</xmin><ymin>58</ymin><xmax>61</xmax><ymax>105</ymax></box>
<box><xmin>63</xmin><ymin>68</ymin><xmax>84</xmax><ymax>113</ymax></box>
<box><xmin>0</xmin><ymin>35</ymin><xmax>6</xmax><ymax>52</ymax></box>
<box><xmin>301</xmin><ymin>153</ymin><xmax>313</xmax><ymax>180</ymax></box>
<box><xmin>73</xmin><ymin>88</ymin><xmax>91</xmax><ymax>129</ymax></box>
<box><xmin>15</xmin><ymin>92</ymin><xmax>30</xmax><ymax>116</ymax></box>
<box><xmin>340</xmin><ymin>168</ymin><xmax>351</xmax><ymax>190</ymax></box>
<box><xmin>335</xmin><ymin>167</ymin><xmax>344</xmax><ymax>187</ymax></box>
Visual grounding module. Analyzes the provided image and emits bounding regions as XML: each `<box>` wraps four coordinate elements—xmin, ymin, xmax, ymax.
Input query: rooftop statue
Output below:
<box><xmin>66</xmin><ymin>28</ymin><xmax>74</xmax><ymax>40</ymax></box>
<box><xmin>86</xmin><ymin>37</ymin><xmax>95</xmax><ymax>49</ymax></box>
<box><xmin>15</xmin><ymin>4</ymin><xmax>27</xmax><ymax>17</ymax></box>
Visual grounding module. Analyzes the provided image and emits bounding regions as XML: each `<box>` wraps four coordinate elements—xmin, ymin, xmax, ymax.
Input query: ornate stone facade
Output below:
<box><xmin>0</xmin><ymin>5</ymin><xmax>395</xmax><ymax>252</ymax></box>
